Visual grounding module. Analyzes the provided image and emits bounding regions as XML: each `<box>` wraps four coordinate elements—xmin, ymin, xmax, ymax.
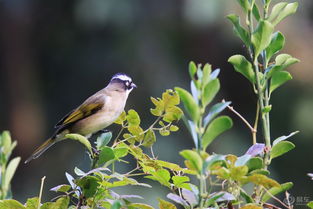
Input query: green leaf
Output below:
<box><xmin>246</xmin><ymin>157</ymin><xmax>263</xmax><ymax>172</ymax></box>
<box><xmin>172</xmin><ymin>176</ymin><xmax>190</xmax><ymax>189</ymax></box>
<box><xmin>0</xmin><ymin>199</ymin><xmax>25</xmax><ymax>209</ymax></box>
<box><xmin>236</xmin><ymin>0</ymin><xmax>250</xmax><ymax>13</ymax></box>
<box><xmin>227</xmin><ymin>14</ymin><xmax>250</xmax><ymax>46</ymax></box>
<box><xmin>266</xmin><ymin>54</ymin><xmax>299</xmax><ymax>78</ymax></box>
<box><xmin>180</xmin><ymin>150</ymin><xmax>203</xmax><ymax>173</ymax></box>
<box><xmin>98</xmin><ymin>147</ymin><xmax>115</xmax><ymax>166</ymax></box>
<box><xmin>251</xmin><ymin>20</ymin><xmax>274</xmax><ymax>57</ymax></box>
<box><xmin>65</xmin><ymin>133</ymin><xmax>92</xmax><ymax>154</ymax></box>
<box><xmin>270</xmin><ymin>141</ymin><xmax>295</xmax><ymax>159</ymax></box>
<box><xmin>76</xmin><ymin>176</ymin><xmax>99</xmax><ymax>198</ymax></box>
<box><xmin>265</xmin><ymin>32</ymin><xmax>285</xmax><ymax>61</ymax></box>
<box><xmin>25</xmin><ymin>197</ymin><xmax>39</xmax><ymax>209</ymax></box>
<box><xmin>249</xmin><ymin>169</ymin><xmax>270</xmax><ymax>176</ymax></box>
<box><xmin>262</xmin><ymin>182</ymin><xmax>293</xmax><ymax>202</ymax></box>
<box><xmin>270</xmin><ymin>71</ymin><xmax>292</xmax><ymax>93</ymax></box>
<box><xmin>113</xmin><ymin>143</ymin><xmax>129</xmax><ymax>159</ymax></box>
<box><xmin>202</xmin><ymin>63</ymin><xmax>212</xmax><ymax>86</ymax></box>
<box><xmin>155</xmin><ymin>160</ymin><xmax>185</xmax><ymax>172</ymax></box>
<box><xmin>202</xmin><ymin>116</ymin><xmax>233</xmax><ymax>150</ymax></box>
<box><xmin>127</xmin><ymin>109</ymin><xmax>141</xmax><ymax>127</ymax></box>
<box><xmin>202</xmin><ymin>79</ymin><xmax>220</xmax><ymax>107</ymax></box>
<box><xmin>268</xmin><ymin>2</ymin><xmax>298</xmax><ymax>26</ymax></box>
<box><xmin>50</xmin><ymin>184</ymin><xmax>71</xmax><ymax>193</ymax></box>
<box><xmin>189</xmin><ymin>61</ymin><xmax>197</xmax><ymax>80</ymax></box>
<box><xmin>111</xmin><ymin>200</ymin><xmax>122</xmax><ymax>209</ymax></box>
<box><xmin>4</xmin><ymin>157</ymin><xmax>21</xmax><ymax>192</ymax></box>
<box><xmin>240</xmin><ymin>190</ymin><xmax>254</xmax><ymax>204</ymax></box>
<box><xmin>228</xmin><ymin>55</ymin><xmax>255</xmax><ymax>84</ymax></box>
<box><xmin>96</xmin><ymin>132</ymin><xmax>112</xmax><ymax>150</ymax></box>
<box><xmin>41</xmin><ymin>197</ymin><xmax>69</xmax><ymax>209</ymax></box>
<box><xmin>252</xmin><ymin>4</ymin><xmax>260</xmax><ymax>21</ymax></box>
<box><xmin>174</xmin><ymin>87</ymin><xmax>200</xmax><ymax>122</ymax></box>
<box><xmin>158</xmin><ymin>199</ymin><xmax>177</xmax><ymax>209</ymax></box>
<box><xmin>146</xmin><ymin>169</ymin><xmax>171</xmax><ymax>187</ymax></box>
<box><xmin>142</xmin><ymin>129</ymin><xmax>156</xmax><ymax>148</ymax></box>
<box><xmin>1</xmin><ymin>131</ymin><xmax>12</xmax><ymax>155</ymax></box>
<box><xmin>307</xmin><ymin>201</ymin><xmax>313</xmax><ymax>209</ymax></box>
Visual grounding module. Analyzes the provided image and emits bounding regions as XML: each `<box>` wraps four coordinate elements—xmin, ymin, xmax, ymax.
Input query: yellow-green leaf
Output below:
<box><xmin>0</xmin><ymin>199</ymin><xmax>25</xmax><ymax>209</ymax></box>
<box><xmin>180</xmin><ymin>150</ymin><xmax>203</xmax><ymax>174</ymax></box>
<box><xmin>142</xmin><ymin>129</ymin><xmax>156</xmax><ymax>148</ymax></box>
<box><xmin>247</xmin><ymin>174</ymin><xmax>280</xmax><ymax>188</ymax></box>
<box><xmin>114</xmin><ymin>111</ymin><xmax>126</xmax><ymax>125</ymax></box>
<box><xmin>127</xmin><ymin>109</ymin><xmax>141</xmax><ymax>127</ymax></box>
<box><xmin>239</xmin><ymin>204</ymin><xmax>262</xmax><ymax>209</ymax></box>
<box><xmin>158</xmin><ymin>199</ymin><xmax>177</xmax><ymax>209</ymax></box>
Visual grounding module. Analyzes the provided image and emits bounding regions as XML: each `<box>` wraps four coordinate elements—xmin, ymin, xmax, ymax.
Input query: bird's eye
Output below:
<box><xmin>125</xmin><ymin>81</ymin><xmax>130</xmax><ymax>86</ymax></box>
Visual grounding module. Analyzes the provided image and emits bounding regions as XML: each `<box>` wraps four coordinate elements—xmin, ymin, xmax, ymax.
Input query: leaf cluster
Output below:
<box><xmin>0</xmin><ymin>131</ymin><xmax>21</xmax><ymax>200</ymax></box>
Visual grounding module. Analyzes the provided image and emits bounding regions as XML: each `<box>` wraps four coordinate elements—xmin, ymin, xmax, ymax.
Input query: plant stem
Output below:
<box><xmin>197</xmin><ymin>99</ymin><xmax>207</xmax><ymax>208</ymax></box>
<box><xmin>247</xmin><ymin>3</ymin><xmax>271</xmax><ymax>165</ymax></box>
<box><xmin>38</xmin><ymin>176</ymin><xmax>46</xmax><ymax>209</ymax></box>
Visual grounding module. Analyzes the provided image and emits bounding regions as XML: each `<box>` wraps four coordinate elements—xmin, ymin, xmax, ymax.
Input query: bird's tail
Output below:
<box><xmin>24</xmin><ymin>138</ymin><xmax>56</xmax><ymax>164</ymax></box>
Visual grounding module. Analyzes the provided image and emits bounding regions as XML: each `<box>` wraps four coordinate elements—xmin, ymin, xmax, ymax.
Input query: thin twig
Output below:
<box><xmin>38</xmin><ymin>176</ymin><xmax>46</xmax><ymax>209</ymax></box>
<box><xmin>253</xmin><ymin>102</ymin><xmax>260</xmax><ymax>144</ymax></box>
<box><xmin>222</xmin><ymin>100</ymin><xmax>257</xmax><ymax>137</ymax></box>
<box><xmin>285</xmin><ymin>191</ymin><xmax>293</xmax><ymax>209</ymax></box>
<box><xmin>112</xmin><ymin>127</ymin><xmax>125</xmax><ymax>147</ymax></box>
<box><xmin>263</xmin><ymin>188</ymin><xmax>291</xmax><ymax>209</ymax></box>
<box><xmin>150</xmin><ymin>147</ymin><xmax>156</xmax><ymax>159</ymax></box>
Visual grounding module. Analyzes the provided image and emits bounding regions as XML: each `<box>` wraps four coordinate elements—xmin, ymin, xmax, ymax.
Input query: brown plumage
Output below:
<box><xmin>25</xmin><ymin>73</ymin><xmax>136</xmax><ymax>163</ymax></box>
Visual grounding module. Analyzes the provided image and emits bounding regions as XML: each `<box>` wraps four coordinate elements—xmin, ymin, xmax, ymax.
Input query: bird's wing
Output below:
<box><xmin>55</xmin><ymin>93</ymin><xmax>105</xmax><ymax>128</ymax></box>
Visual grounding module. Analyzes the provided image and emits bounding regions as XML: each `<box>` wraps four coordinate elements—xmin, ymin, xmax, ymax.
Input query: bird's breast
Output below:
<box><xmin>71</xmin><ymin>95</ymin><xmax>126</xmax><ymax>136</ymax></box>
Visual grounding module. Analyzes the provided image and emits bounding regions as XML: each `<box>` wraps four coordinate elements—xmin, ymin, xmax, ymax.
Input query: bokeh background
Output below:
<box><xmin>0</xmin><ymin>0</ymin><xmax>312</xmax><ymax>207</ymax></box>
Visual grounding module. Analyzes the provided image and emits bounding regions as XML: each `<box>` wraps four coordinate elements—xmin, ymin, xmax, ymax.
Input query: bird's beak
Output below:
<box><xmin>131</xmin><ymin>83</ymin><xmax>137</xmax><ymax>88</ymax></box>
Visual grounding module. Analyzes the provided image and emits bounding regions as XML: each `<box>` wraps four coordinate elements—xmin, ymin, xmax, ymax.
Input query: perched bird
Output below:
<box><xmin>25</xmin><ymin>73</ymin><xmax>136</xmax><ymax>163</ymax></box>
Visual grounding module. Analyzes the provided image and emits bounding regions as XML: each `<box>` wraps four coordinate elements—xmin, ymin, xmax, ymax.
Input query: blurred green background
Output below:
<box><xmin>0</xmin><ymin>0</ymin><xmax>312</xmax><ymax>207</ymax></box>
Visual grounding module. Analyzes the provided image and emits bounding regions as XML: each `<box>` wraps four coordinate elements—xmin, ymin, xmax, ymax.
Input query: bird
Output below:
<box><xmin>25</xmin><ymin>73</ymin><xmax>136</xmax><ymax>163</ymax></box>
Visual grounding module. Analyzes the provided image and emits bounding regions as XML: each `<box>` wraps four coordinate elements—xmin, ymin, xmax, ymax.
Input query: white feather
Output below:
<box><xmin>111</xmin><ymin>74</ymin><xmax>132</xmax><ymax>82</ymax></box>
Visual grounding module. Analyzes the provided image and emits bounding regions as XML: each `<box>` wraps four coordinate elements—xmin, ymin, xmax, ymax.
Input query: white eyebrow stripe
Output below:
<box><xmin>112</xmin><ymin>74</ymin><xmax>132</xmax><ymax>82</ymax></box>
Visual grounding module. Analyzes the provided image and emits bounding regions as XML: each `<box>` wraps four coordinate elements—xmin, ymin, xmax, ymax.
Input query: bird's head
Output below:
<box><xmin>109</xmin><ymin>73</ymin><xmax>137</xmax><ymax>94</ymax></box>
